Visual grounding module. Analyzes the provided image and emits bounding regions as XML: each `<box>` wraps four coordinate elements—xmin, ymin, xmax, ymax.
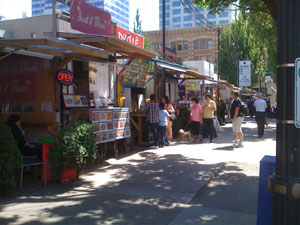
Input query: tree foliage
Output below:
<box><xmin>133</xmin><ymin>9</ymin><xmax>142</xmax><ymax>35</ymax></box>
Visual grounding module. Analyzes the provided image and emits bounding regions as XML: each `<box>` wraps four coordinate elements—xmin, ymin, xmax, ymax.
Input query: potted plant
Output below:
<box><xmin>0</xmin><ymin>121</ymin><xmax>22</xmax><ymax>195</ymax></box>
<box><xmin>48</xmin><ymin>120</ymin><xmax>97</xmax><ymax>181</ymax></box>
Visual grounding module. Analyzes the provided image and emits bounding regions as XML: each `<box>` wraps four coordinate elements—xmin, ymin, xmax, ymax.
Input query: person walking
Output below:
<box><xmin>202</xmin><ymin>94</ymin><xmax>216</xmax><ymax>143</ymax></box>
<box><xmin>190</xmin><ymin>97</ymin><xmax>203</xmax><ymax>143</ymax></box>
<box><xmin>254</xmin><ymin>94</ymin><xmax>267</xmax><ymax>138</ymax></box>
<box><xmin>161</xmin><ymin>96</ymin><xmax>175</xmax><ymax>145</ymax></box>
<box><xmin>143</xmin><ymin>94</ymin><xmax>159</xmax><ymax>149</ymax></box>
<box><xmin>231</xmin><ymin>92</ymin><xmax>244</xmax><ymax>148</ymax></box>
<box><xmin>158</xmin><ymin>102</ymin><xmax>170</xmax><ymax>147</ymax></box>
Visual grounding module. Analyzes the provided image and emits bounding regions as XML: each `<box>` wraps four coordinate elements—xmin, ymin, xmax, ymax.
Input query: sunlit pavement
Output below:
<box><xmin>0</xmin><ymin>117</ymin><xmax>276</xmax><ymax>225</ymax></box>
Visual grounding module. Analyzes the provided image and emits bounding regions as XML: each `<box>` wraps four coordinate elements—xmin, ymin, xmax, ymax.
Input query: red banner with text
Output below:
<box><xmin>116</xmin><ymin>26</ymin><xmax>144</xmax><ymax>48</ymax></box>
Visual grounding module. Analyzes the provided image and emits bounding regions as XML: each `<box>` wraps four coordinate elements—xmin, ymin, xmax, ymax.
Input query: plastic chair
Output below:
<box><xmin>20</xmin><ymin>156</ymin><xmax>47</xmax><ymax>189</ymax></box>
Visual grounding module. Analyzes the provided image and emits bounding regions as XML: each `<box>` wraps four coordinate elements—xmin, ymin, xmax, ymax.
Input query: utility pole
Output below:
<box><xmin>162</xmin><ymin>0</ymin><xmax>166</xmax><ymax>97</ymax></box>
<box><xmin>217</xmin><ymin>26</ymin><xmax>220</xmax><ymax>101</ymax></box>
<box><xmin>52</xmin><ymin>0</ymin><xmax>57</xmax><ymax>38</ymax></box>
<box><xmin>270</xmin><ymin>0</ymin><xmax>300</xmax><ymax>224</ymax></box>
<box><xmin>236</xmin><ymin>51</ymin><xmax>239</xmax><ymax>88</ymax></box>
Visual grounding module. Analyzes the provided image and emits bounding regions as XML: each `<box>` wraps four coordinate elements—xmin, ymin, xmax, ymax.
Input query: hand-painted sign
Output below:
<box><xmin>0</xmin><ymin>75</ymin><xmax>35</xmax><ymax>100</ymax></box>
<box><xmin>116</xmin><ymin>26</ymin><xmax>144</xmax><ymax>48</ymax></box>
<box><xmin>57</xmin><ymin>70</ymin><xmax>74</xmax><ymax>85</ymax></box>
<box><xmin>70</xmin><ymin>0</ymin><xmax>112</xmax><ymax>36</ymax></box>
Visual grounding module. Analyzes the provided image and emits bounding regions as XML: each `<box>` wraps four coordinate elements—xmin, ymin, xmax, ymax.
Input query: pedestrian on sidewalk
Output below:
<box><xmin>231</xmin><ymin>92</ymin><xmax>244</xmax><ymax>148</ymax></box>
<box><xmin>158</xmin><ymin>102</ymin><xmax>170</xmax><ymax>148</ymax></box>
<box><xmin>254</xmin><ymin>93</ymin><xmax>267</xmax><ymax>138</ymax></box>
<box><xmin>161</xmin><ymin>96</ymin><xmax>175</xmax><ymax>145</ymax></box>
<box><xmin>202</xmin><ymin>94</ymin><xmax>216</xmax><ymax>143</ymax></box>
<box><xmin>143</xmin><ymin>94</ymin><xmax>159</xmax><ymax>149</ymax></box>
<box><xmin>190</xmin><ymin>97</ymin><xmax>203</xmax><ymax>143</ymax></box>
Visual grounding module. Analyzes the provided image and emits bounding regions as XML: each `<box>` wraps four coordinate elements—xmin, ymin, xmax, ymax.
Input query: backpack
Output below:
<box><xmin>240</xmin><ymin>101</ymin><xmax>249</xmax><ymax>116</ymax></box>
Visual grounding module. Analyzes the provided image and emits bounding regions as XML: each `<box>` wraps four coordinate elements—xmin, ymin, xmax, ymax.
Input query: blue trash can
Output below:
<box><xmin>256</xmin><ymin>155</ymin><xmax>276</xmax><ymax>225</ymax></box>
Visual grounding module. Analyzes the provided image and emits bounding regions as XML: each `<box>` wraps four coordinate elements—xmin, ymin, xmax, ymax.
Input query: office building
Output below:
<box><xmin>32</xmin><ymin>0</ymin><xmax>129</xmax><ymax>29</ymax></box>
<box><xmin>145</xmin><ymin>26</ymin><xmax>218</xmax><ymax>64</ymax></box>
<box><xmin>159</xmin><ymin>0</ymin><xmax>234</xmax><ymax>29</ymax></box>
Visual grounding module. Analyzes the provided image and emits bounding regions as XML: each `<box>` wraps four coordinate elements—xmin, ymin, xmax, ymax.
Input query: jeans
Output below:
<box><xmin>149</xmin><ymin>123</ymin><xmax>159</xmax><ymax>146</ymax></box>
<box><xmin>203</xmin><ymin>118</ymin><xmax>214</xmax><ymax>141</ymax></box>
<box><xmin>159</xmin><ymin>126</ymin><xmax>167</xmax><ymax>146</ymax></box>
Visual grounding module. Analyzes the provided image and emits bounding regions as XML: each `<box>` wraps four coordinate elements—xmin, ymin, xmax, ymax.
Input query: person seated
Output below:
<box><xmin>8</xmin><ymin>114</ymin><xmax>42</xmax><ymax>160</ymax></box>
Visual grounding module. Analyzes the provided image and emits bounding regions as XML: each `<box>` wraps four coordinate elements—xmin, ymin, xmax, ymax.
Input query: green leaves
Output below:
<box><xmin>48</xmin><ymin>120</ymin><xmax>98</xmax><ymax>179</ymax></box>
<box><xmin>0</xmin><ymin>121</ymin><xmax>21</xmax><ymax>195</ymax></box>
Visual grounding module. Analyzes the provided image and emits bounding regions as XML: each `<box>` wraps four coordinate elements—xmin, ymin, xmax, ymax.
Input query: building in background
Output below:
<box><xmin>145</xmin><ymin>26</ymin><xmax>218</xmax><ymax>65</ymax></box>
<box><xmin>32</xmin><ymin>0</ymin><xmax>129</xmax><ymax>29</ymax></box>
<box><xmin>159</xmin><ymin>0</ymin><xmax>234</xmax><ymax>29</ymax></box>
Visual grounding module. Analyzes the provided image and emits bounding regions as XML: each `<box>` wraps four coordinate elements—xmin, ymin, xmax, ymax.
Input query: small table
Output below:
<box><xmin>38</xmin><ymin>136</ymin><xmax>56</xmax><ymax>181</ymax></box>
<box><xmin>130</xmin><ymin>112</ymin><xmax>149</xmax><ymax>146</ymax></box>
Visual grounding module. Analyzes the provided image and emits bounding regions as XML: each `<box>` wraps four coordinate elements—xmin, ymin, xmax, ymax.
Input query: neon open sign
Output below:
<box><xmin>57</xmin><ymin>70</ymin><xmax>74</xmax><ymax>86</ymax></box>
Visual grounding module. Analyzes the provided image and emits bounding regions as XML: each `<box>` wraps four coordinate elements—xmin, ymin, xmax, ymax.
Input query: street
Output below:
<box><xmin>0</xmin><ymin>118</ymin><xmax>276</xmax><ymax>225</ymax></box>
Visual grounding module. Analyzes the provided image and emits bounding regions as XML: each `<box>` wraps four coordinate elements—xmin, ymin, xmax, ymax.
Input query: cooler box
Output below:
<box><xmin>256</xmin><ymin>155</ymin><xmax>276</xmax><ymax>225</ymax></box>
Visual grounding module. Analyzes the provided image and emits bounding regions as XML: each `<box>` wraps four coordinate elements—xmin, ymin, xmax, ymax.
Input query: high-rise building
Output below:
<box><xmin>159</xmin><ymin>0</ymin><xmax>234</xmax><ymax>29</ymax></box>
<box><xmin>32</xmin><ymin>0</ymin><xmax>129</xmax><ymax>30</ymax></box>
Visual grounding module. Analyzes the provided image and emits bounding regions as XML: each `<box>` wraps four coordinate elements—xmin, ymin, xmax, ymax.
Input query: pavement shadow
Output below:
<box><xmin>0</xmin><ymin>151</ymin><xmax>226</xmax><ymax>225</ymax></box>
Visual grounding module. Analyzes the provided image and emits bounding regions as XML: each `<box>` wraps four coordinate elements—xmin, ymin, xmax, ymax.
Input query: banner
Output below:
<box><xmin>239</xmin><ymin>60</ymin><xmax>251</xmax><ymax>87</ymax></box>
<box><xmin>70</xmin><ymin>0</ymin><xmax>112</xmax><ymax>36</ymax></box>
<box><xmin>116</xmin><ymin>26</ymin><xmax>144</xmax><ymax>48</ymax></box>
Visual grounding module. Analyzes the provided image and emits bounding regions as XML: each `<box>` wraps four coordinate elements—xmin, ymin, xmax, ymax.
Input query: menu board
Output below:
<box><xmin>91</xmin><ymin>108</ymin><xmax>130</xmax><ymax>143</ymax></box>
<box><xmin>122</xmin><ymin>59</ymin><xmax>149</xmax><ymax>87</ymax></box>
<box><xmin>63</xmin><ymin>95</ymin><xmax>89</xmax><ymax>108</ymax></box>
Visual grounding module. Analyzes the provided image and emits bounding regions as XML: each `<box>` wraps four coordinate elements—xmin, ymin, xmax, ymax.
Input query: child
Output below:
<box><xmin>158</xmin><ymin>102</ymin><xmax>170</xmax><ymax>147</ymax></box>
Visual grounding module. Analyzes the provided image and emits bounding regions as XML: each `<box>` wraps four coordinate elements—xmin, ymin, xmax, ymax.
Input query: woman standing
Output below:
<box><xmin>161</xmin><ymin>96</ymin><xmax>175</xmax><ymax>144</ymax></box>
<box><xmin>190</xmin><ymin>97</ymin><xmax>203</xmax><ymax>143</ymax></box>
<box><xmin>217</xmin><ymin>99</ymin><xmax>226</xmax><ymax>126</ymax></box>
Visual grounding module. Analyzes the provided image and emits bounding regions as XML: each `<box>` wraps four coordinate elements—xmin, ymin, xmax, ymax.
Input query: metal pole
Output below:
<box><xmin>270</xmin><ymin>0</ymin><xmax>300</xmax><ymax>224</ymax></box>
<box><xmin>217</xmin><ymin>26</ymin><xmax>220</xmax><ymax>101</ymax></box>
<box><xmin>259</xmin><ymin>74</ymin><xmax>261</xmax><ymax>93</ymax></box>
<box><xmin>162</xmin><ymin>0</ymin><xmax>166</xmax><ymax>97</ymax></box>
<box><xmin>52</xmin><ymin>0</ymin><xmax>57</xmax><ymax>38</ymax></box>
<box><xmin>237</xmin><ymin>51</ymin><xmax>239</xmax><ymax>87</ymax></box>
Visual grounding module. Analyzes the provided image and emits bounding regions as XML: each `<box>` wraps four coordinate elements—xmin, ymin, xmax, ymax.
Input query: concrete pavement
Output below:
<box><xmin>0</xmin><ymin>118</ymin><xmax>276</xmax><ymax>225</ymax></box>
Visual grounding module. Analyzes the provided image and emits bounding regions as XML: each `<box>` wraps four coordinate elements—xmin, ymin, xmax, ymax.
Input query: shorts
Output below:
<box><xmin>232</xmin><ymin>117</ymin><xmax>244</xmax><ymax>133</ymax></box>
<box><xmin>191</xmin><ymin>121</ymin><xmax>200</xmax><ymax>136</ymax></box>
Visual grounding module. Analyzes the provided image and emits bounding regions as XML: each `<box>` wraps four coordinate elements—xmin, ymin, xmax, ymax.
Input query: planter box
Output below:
<box><xmin>60</xmin><ymin>168</ymin><xmax>77</xmax><ymax>181</ymax></box>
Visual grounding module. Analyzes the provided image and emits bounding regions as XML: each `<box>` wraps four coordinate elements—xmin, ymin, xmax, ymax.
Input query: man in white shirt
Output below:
<box><xmin>254</xmin><ymin>94</ymin><xmax>267</xmax><ymax>138</ymax></box>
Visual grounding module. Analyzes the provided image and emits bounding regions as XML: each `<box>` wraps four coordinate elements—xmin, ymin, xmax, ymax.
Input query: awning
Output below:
<box><xmin>43</xmin><ymin>31</ymin><xmax>156</xmax><ymax>59</ymax></box>
<box><xmin>0</xmin><ymin>37</ymin><xmax>109</xmax><ymax>59</ymax></box>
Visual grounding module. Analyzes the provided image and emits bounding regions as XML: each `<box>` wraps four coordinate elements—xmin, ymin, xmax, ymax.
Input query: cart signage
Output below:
<box><xmin>57</xmin><ymin>70</ymin><xmax>74</xmax><ymax>86</ymax></box>
<box><xmin>239</xmin><ymin>60</ymin><xmax>251</xmax><ymax>87</ymax></box>
<box><xmin>116</xmin><ymin>26</ymin><xmax>144</xmax><ymax>48</ymax></box>
<box><xmin>295</xmin><ymin>58</ymin><xmax>300</xmax><ymax>128</ymax></box>
<box><xmin>70</xmin><ymin>0</ymin><xmax>112</xmax><ymax>36</ymax></box>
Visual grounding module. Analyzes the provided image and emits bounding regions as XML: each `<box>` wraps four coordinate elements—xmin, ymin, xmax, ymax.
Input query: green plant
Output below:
<box><xmin>0</xmin><ymin>121</ymin><xmax>21</xmax><ymax>195</ymax></box>
<box><xmin>48</xmin><ymin>120</ymin><xmax>97</xmax><ymax>179</ymax></box>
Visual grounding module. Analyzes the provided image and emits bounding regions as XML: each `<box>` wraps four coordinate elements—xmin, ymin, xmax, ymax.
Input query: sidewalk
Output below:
<box><xmin>0</xmin><ymin>118</ymin><xmax>276</xmax><ymax>225</ymax></box>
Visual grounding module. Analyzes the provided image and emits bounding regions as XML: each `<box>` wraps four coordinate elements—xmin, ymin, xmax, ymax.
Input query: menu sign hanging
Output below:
<box><xmin>116</xmin><ymin>26</ymin><xmax>144</xmax><ymax>48</ymax></box>
<box><xmin>122</xmin><ymin>59</ymin><xmax>148</xmax><ymax>87</ymax></box>
<box><xmin>70</xmin><ymin>0</ymin><xmax>112</xmax><ymax>36</ymax></box>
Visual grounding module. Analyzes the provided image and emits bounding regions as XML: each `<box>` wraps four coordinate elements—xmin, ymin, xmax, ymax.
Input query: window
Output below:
<box><xmin>172</xmin><ymin>9</ymin><xmax>181</xmax><ymax>14</ymax></box>
<box><xmin>171</xmin><ymin>43</ymin><xmax>176</xmax><ymax>51</ymax></box>
<box><xmin>184</xmin><ymin>15</ymin><xmax>192</xmax><ymax>21</ymax></box>
<box><xmin>177</xmin><ymin>43</ymin><xmax>182</xmax><ymax>51</ymax></box>
<box><xmin>166</xmin><ymin>20</ymin><xmax>170</xmax><ymax>25</ymax></box>
<box><xmin>219</xmin><ymin>11</ymin><xmax>229</xmax><ymax>17</ymax></box>
<box><xmin>194</xmin><ymin>40</ymin><xmax>199</xmax><ymax>50</ymax></box>
<box><xmin>184</xmin><ymin>8</ymin><xmax>189</xmax><ymax>13</ymax></box>
<box><xmin>173</xmin><ymin>24</ymin><xmax>181</xmax><ymax>28</ymax></box>
<box><xmin>219</xmin><ymin>20</ymin><xmax>229</xmax><ymax>24</ymax></box>
<box><xmin>208</xmin><ymin>40</ymin><xmax>213</xmax><ymax>49</ymax></box>
<box><xmin>184</xmin><ymin>42</ymin><xmax>189</xmax><ymax>50</ymax></box>
<box><xmin>184</xmin><ymin>23</ymin><xmax>192</xmax><ymax>28</ymax></box>
<box><xmin>172</xmin><ymin>17</ymin><xmax>181</xmax><ymax>22</ymax></box>
<box><xmin>195</xmin><ymin>6</ymin><xmax>204</xmax><ymax>11</ymax></box>
<box><xmin>166</xmin><ymin>5</ymin><xmax>170</xmax><ymax>10</ymax></box>
<box><xmin>172</xmin><ymin>1</ymin><xmax>181</xmax><ymax>7</ymax></box>
<box><xmin>166</xmin><ymin>12</ymin><xmax>170</xmax><ymax>17</ymax></box>
<box><xmin>30</xmin><ymin>33</ymin><xmax>37</xmax><ymax>38</ymax></box>
<box><xmin>200</xmin><ymin>40</ymin><xmax>206</xmax><ymax>49</ymax></box>
<box><xmin>207</xmin><ymin>13</ymin><xmax>216</xmax><ymax>19</ymax></box>
<box><xmin>196</xmin><ymin>22</ymin><xmax>204</xmax><ymax>26</ymax></box>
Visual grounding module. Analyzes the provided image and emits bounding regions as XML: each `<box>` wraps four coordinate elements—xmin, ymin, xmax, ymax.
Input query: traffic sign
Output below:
<box><xmin>295</xmin><ymin>58</ymin><xmax>300</xmax><ymax>128</ymax></box>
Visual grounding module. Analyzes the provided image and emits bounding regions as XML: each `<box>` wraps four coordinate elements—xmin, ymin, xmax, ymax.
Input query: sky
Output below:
<box><xmin>0</xmin><ymin>0</ymin><xmax>159</xmax><ymax>31</ymax></box>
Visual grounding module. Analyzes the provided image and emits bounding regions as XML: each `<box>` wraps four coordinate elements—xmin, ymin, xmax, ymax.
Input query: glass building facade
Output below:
<box><xmin>32</xmin><ymin>0</ymin><xmax>129</xmax><ymax>30</ymax></box>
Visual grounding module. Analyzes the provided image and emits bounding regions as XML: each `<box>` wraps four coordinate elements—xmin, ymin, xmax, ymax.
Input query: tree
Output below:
<box><xmin>133</xmin><ymin>9</ymin><xmax>142</xmax><ymax>35</ymax></box>
<box><xmin>219</xmin><ymin>14</ymin><xmax>265</xmax><ymax>86</ymax></box>
<box><xmin>193</xmin><ymin>0</ymin><xmax>277</xmax><ymax>21</ymax></box>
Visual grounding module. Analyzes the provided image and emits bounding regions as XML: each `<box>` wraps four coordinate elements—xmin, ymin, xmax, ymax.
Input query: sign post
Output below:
<box><xmin>295</xmin><ymin>58</ymin><xmax>300</xmax><ymax>128</ymax></box>
<box><xmin>239</xmin><ymin>60</ymin><xmax>251</xmax><ymax>87</ymax></box>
